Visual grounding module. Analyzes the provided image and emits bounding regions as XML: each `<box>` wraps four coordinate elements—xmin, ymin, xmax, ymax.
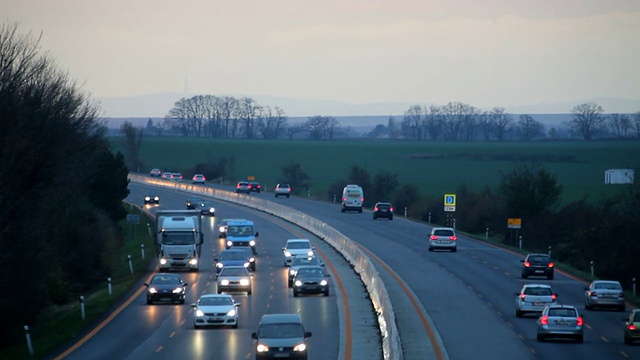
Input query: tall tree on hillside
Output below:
<box><xmin>567</xmin><ymin>102</ymin><xmax>606</xmax><ymax>140</ymax></box>
<box><xmin>120</xmin><ymin>121</ymin><xmax>144</xmax><ymax>171</ymax></box>
<box><xmin>0</xmin><ymin>22</ymin><xmax>129</xmax><ymax>347</ymax></box>
<box><xmin>489</xmin><ymin>107</ymin><xmax>513</xmax><ymax>141</ymax></box>
<box><xmin>279</xmin><ymin>161</ymin><xmax>311</xmax><ymax>195</ymax></box>
<box><xmin>499</xmin><ymin>162</ymin><xmax>562</xmax><ymax>220</ymax></box>
<box><xmin>608</xmin><ymin>113</ymin><xmax>632</xmax><ymax>138</ymax></box>
<box><xmin>634</xmin><ymin>111</ymin><xmax>640</xmax><ymax>139</ymax></box>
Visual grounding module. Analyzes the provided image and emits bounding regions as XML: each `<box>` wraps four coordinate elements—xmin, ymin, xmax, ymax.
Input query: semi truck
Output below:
<box><xmin>155</xmin><ymin>210</ymin><xmax>204</xmax><ymax>272</ymax></box>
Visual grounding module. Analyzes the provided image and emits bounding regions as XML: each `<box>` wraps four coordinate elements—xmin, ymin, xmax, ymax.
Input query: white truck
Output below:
<box><xmin>155</xmin><ymin>210</ymin><xmax>204</xmax><ymax>272</ymax></box>
<box><xmin>341</xmin><ymin>184</ymin><xmax>364</xmax><ymax>213</ymax></box>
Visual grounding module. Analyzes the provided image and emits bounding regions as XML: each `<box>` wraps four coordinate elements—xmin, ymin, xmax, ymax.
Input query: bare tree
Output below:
<box><xmin>608</xmin><ymin>113</ymin><xmax>632</xmax><ymax>138</ymax></box>
<box><xmin>567</xmin><ymin>102</ymin><xmax>606</xmax><ymax>140</ymax></box>
<box><xmin>634</xmin><ymin>111</ymin><xmax>640</xmax><ymax>139</ymax></box>
<box><xmin>489</xmin><ymin>107</ymin><xmax>513</xmax><ymax>141</ymax></box>
<box><xmin>402</xmin><ymin>105</ymin><xmax>426</xmax><ymax>140</ymax></box>
<box><xmin>325</xmin><ymin>116</ymin><xmax>340</xmax><ymax>140</ymax></box>
<box><xmin>517</xmin><ymin>114</ymin><xmax>545</xmax><ymax>141</ymax></box>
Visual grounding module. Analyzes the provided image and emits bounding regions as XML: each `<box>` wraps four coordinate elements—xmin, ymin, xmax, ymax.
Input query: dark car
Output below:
<box><xmin>236</xmin><ymin>181</ymin><xmax>251</xmax><ymax>194</ymax></box>
<box><xmin>624</xmin><ymin>309</ymin><xmax>640</xmax><ymax>345</ymax></box>
<box><xmin>288</xmin><ymin>255</ymin><xmax>324</xmax><ymax>287</ymax></box>
<box><xmin>149</xmin><ymin>168</ymin><xmax>162</xmax><ymax>177</ymax></box>
<box><xmin>186</xmin><ymin>197</ymin><xmax>203</xmax><ymax>209</ymax></box>
<box><xmin>292</xmin><ymin>265</ymin><xmax>330</xmax><ymax>297</ymax></box>
<box><xmin>249</xmin><ymin>181</ymin><xmax>261</xmax><ymax>193</ymax></box>
<box><xmin>251</xmin><ymin>313</ymin><xmax>312</xmax><ymax>360</ymax></box>
<box><xmin>521</xmin><ymin>253</ymin><xmax>554</xmax><ymax>280</ymax></box>
<box><xmin>144</xmin><ymin>273</ymin><xmax>188</xmax><ymax>305</ymax></box>
<box><xmin>215</xmin><ymin>248</ymin><xmax>255</xmax><ymax>273</ymax></box>
<box><xmin>144</xmin><ymin>193</ymin><xmax>160</xmax><ymax>204</ymax></box>
<box><xmin>373</xmin><ymin>202</ymin><xmax>394</xmax><ymax>220</ymax></box>
<box><xmin>197</xmin><ymin>201</ymin><xmax>216</xmax><ymax>216</ymax></box>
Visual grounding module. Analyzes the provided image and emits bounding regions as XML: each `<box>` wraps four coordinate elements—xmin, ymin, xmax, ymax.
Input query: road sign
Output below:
<box><xmin>248</xmin><ymin>176</ymin><xmax>255</xmax><ymax>181</ymax></box>
<box><xmin>507</xmin><ymin>218</ymin><xmax>522</xmax><ymax>229</ymax></box>
<box><xmin>444</xmin><ymin>194</ymin><xmax>456</xmax><ymax>206</ymax></box>
<box><xmin>444</xmin><ymin>194</ymin><xmax>456</xmax><ymax>212</ymax></box>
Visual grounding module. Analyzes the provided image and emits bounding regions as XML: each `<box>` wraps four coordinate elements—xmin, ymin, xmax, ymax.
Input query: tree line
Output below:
<box><xmin>0</xmin><ymin>23</ymin><xmax>130</xmax><ymax>349</ymax></box>
<box><xmin>153</xmin><ymin>95</ymin><xmax>640</xmax><ymax>141</ymax></box>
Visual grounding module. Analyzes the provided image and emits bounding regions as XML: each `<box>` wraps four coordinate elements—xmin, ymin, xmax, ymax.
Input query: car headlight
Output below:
<box><xmin>220</xmin><ymin>279</ymin><xmax>230</xmax><ymax>286</ymax></box>
<box><xmin>154</xmin><ymin>196</ymin><xmax>160</xmax><ymax>201</ymax></box>
<box><xmin>243</xmin><ymin>262</ymin><xmax>250</xmax><ymax>268</ymax></box>
<box><xmin>189</xmin><ymin>259</ymin><xmax>198</xmax><ymax>265</ymax></box>
<box><xmin>226</xmin><ymin>241</ymin><xmax>233</xmax><ymax>247</ymax></box>
<box><xmin>172</xmin><ymin>287</ymin><xmax>184</xmax><ymax>294</ymax></box>
<box><xmin>226</xmin><ymin>309</ymin><xmax>237</xmax><ymax>316</ymax></box>
<box><xmin>145</xmin><ymin>196</ymin><xmax>151</xmax><ymax>201</ymax></box>
<box><xmin>293</xmin><ymin>343</ymin><xmax>307</xmax><ymax>352</ymax></box>
<box><xmin>294</xmin><ymin>280</ymin><xmax>302</xmax><ymax>287</ymax></box>
<box><xmin>208</xmin><ymin>207</ymin><xmax>215</xmax><ymax>212</ymax></box>
<box><xmin>240</xmin><ymin>279</ymin><xmax>250</xmax><ymax>286</ymax></box>
<box><xmin>195</xmin><ymin>309</ymin><xmax>204</xmax><ymax>317</ymax></box>
<box><xmin>249</xmin><ymin>257</ymin><xmax>255</xmax><ymax>262</ymax></box>
<box><xmin>256</xmin><ymin>344</ymin><xmax>269</xmax><ymax>352</ymax></box>
<box><xmin>320</xmin><ymin>279</ymin><xmax>328</xmax><ymax>286</ymax></box>
<box><xmin>148</xmin><ymin>287</ymin><xmax>158</xmax><ymax>294</ymax></box>
<box><xmin>216</xmin><ymin>263</ymin><xmax>224</xmax><ymax>269</ymax></box>
<box><xmin>160</xmin><ymin>259</ymin><xmax>168</xmax><ymax>265</ymax></box>
<box><xmin>249</xmin><ymin>240</ymin><xmax>256</xmax><ymax>246</ymax></box>
<box><xmin>284</xmin><ymin>251</ymin><xmax>292</xmax><ymax>257</ymax></box>
<box><xmin>289</xmin><ymin>269</ymin><xmax>297</xmax><ymax>276</ymax></box>
<box><xmin>307</xmin><ymin>250</ymin><xmax>314</xmax><ymax>256</ymax></box>
<box><xmin>219</xmin><ymin>226</ymin><xmax>226</xmax><ymax>232</ymax></box>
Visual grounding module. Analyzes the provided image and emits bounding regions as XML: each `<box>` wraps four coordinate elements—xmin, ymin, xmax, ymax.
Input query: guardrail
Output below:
<box><xmin>131</xmin><ymin>174</ymin><xmax>402</xmax><ymax>360</ymax></box>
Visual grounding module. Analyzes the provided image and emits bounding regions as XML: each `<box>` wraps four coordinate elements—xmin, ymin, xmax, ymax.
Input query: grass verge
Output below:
<box><xmin>0</xmin><ymin>204</ymin><xmax>156</xmax><ymax>359</ymax></box>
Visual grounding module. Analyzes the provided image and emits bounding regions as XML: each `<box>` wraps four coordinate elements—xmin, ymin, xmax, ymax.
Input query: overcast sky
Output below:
<box><xmin>4</xmin><ymin>0</ymin><xmax>640</xmax><ymax>115</ymax></box>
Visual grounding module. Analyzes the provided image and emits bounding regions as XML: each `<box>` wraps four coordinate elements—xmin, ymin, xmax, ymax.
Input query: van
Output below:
<box><xmin>224</xmin><ymin>219</ymin><xmax>259</xmax><ymax>255</ymax></box>
<box><xmin>341</xmin><ymin>184</ymin><xmax>364</xmax><ymax>213</ymax></box>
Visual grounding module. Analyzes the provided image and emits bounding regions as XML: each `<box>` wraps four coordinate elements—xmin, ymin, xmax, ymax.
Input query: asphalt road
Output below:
<box><xmin>49</xmin><ymin>183</ymin><xmax>380</xmax><ymax>360</ymax></box>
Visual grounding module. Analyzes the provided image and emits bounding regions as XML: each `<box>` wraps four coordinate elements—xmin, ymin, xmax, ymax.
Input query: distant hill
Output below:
<box><xmin>96</xmin><ymin>92</ymin><xmax>640</xmax><ymax>119</ymax></box>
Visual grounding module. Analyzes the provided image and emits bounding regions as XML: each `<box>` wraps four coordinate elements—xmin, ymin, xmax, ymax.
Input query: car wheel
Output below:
<box><xmin>536</xmin><ymin>334</ymin><xmax>545</xmax><ymax>342</ymax></box>
<box><xmin>576</xmin><ymin>335</ymin><xmax>583</xmax><ymax>343</ymax></box>
<box><xmin>217</xmin><ymin>289</ymin><xmax>222</xmax><ymax>294</ymax></box>
<box><xmin>324</xmin><ymin>289</ymin><xmax>329</xmax><ymax>297</ymax></box>
<box><xmin>341</xmin><ymin>208</ymin><xmax>345</xmax><ymax>213</ymax></box>
<box><xmin>194</xmin><ymin>323</ymin><xmax>199</xmax><ymax>329</ymax></box>
<box><xmin>452</xmin><ymin>247</ymin><xmax>457</xmax><ymax>253</ymax></box>
<box><xmin>288</xmin><ymin>281</ymin><xmax>292</xmax><ymax>288</ymax></box>
<box><xmin>180</xmin><ymin>299</ymin><xmax>185</xmax><ymax>304</ymax></box>
<box><xmin>147</xmin><ymin>298</ymin><xmax>153</xmax><ymax>305</ymax></box>
<box><xmin>618</xmin><ymin>305</ymin><xmax>626</xmax><ymax>312</ymax></box>
<box><xmin>275</xmin><ymin>194</ymin><xmax>278</xmax><ymax>197</ymax></box>
<box><xmin>233</xmin><ymin>322</ymin><xmax>238</xmax><ymax>329</ymax></box>
<box><xmin>428</xmin><ymin>247</ymin><xmax>434</xmax><ymax>252</ymax></box>
<box><xmin>358</xmin><ymin>208</ymin><xmax>363</xmax><ymax>213</ymax></box>
<box><xmin>547</xmin><ymin>274</ymin><xmax>554</xmax><ymax>280</ymax></box>
<box><xmin>373</xmin><ymin>216</ymin><xmax>377</xmax><ymax>220</ymax></box>
<box><xmin>516</xmin><ymin>309</ymin><xmax>523</xmax><ymax>318</ymax></box>
<box><xmin>389</xmin><ymin>216</ymin><xmax>393</xmax><ymax>220</ymax></box>
<box><xmin>521</xmin><ymin>273</ymin><xmax>527</xmax><ymax>279</ymax></box>
<box><xmin>625</xmin><ymin>334</ymin><xmax>631</xmax><ymax>345</ymax></box>
<box><xmin>286</xmin><ymin>194</ymin><xmax>290</xmax><ymax>198</ymax></box>
<box><xmin>293</xmin><ymin>290</ymin><xmax>298</xmax><ymax>297</ymax></box>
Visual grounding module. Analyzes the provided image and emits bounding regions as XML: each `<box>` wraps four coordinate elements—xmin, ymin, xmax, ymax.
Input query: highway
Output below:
<box><xmin>49</xmin><ymin>183</ymin><xmax>380</xmax><ymax>360</ymax></box>
<box><xmin>52</xmin><ymin>178</ymin><xmax>640</xmax><ymax>360</ymax></box>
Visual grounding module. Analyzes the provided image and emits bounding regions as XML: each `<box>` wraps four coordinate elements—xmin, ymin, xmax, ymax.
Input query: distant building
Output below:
<box><xmin>604</xmin><ymin>169</ymin><xmax>634</xmax><ymax>184</ymax></box>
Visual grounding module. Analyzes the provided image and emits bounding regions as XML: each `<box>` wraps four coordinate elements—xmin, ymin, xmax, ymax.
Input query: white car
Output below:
<box><xmin>274</xmin><ymin>183</ymin><xmax>292</xmax><ymax>198</ymax></box>
<box><xmin>191</xmin><ymin>294</ymin><xmax>241</xmax><ymax>328</ymax></box>
<box><xmin>217</xmin><ymin>266</ymin><xmax>252</xmax><ymax>295</ymax></box>
<box><xmin>282</xmin><ymin>239</ymin><xmax>315</xmax><ymax>266</ymax></box>
<box><xmin>515</xmin><ymin>284</ymin><xmax>557</xmax><ymax>317</ymax></box>
<box><xmin>428</xmin><ymin>227</ymin><xmax>457</xmax><ymax>252</ymax></box>
<box><xmin>584</xmin><ymin>280</ymin><xmax>625</xmax><ymax>311</ymax></box>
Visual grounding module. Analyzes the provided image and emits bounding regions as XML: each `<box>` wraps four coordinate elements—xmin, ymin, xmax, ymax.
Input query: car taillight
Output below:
<box><xmin>450</xmin><ymin>236</ymin><xmax>457</xmax><ymax>241</ymax></box>
<box><xmin>551</xmin><ymin>294</ymin><xmax>557</xmax><ymax>301</ymax></box>
<box><xmin>361</xmin><ymin>197</ymin><xmax>364</xmax><ymax>202</ymax></box>
<box><xmin>430</xmin><ymin>235</ymin><xmax>438</xmax><ymax>240</ymax></box>
<box><xmin>343</xmin><ymin>197</ymin><xmax>347</xmax><ymax>201</ymax></box>
<box><xmin>389</xmin><ymin>207</ymin><xmax>394</xmax><ymax>211</ymax></box>
<box><xmin>576</xmin><ymin>317</ymin><xmax>584</xmax><ymax>326</ymax></box>
<box><xmin>620</xmin><ymin>292</ymin><xmax>625</xmax><ymax>298</ymax></box>
<box><xmin>588</xmin><ymin>291</ymin><xmax>597</xmax><ymax>296</ymax></box>
<box><xmin>520</xmin><ymin>294</ymin><xmax>526</xmax><ymax>301</ymax></box>
<box><xmin>630</xmin><ymin>324</ymin><xmax>637</xmax><ymax>330</ymax></box>
<box><xmin>540</xmin><ymin>316</ymin><xmax>549</xmax><ymax>325</ymax></box>
<box><xmin>548</xmin><ymin>262</ymin><xmax>554</xmax><ymax>268</ymax></box>
<box><xmin>374</xmin><ymin>207</ymin><xmax>379</xmax><ymax>211</ymax></box>
<box><xmin>523</xmin><ymin>261</ymin><xmax>531</xmax><ymax>267</ymax></box>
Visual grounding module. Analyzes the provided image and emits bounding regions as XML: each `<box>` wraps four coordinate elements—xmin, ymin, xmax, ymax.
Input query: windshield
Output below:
<box><xmin>161</xmin><ymin>231</ymin><xmax>195</xmax><ymax>245</ymax></box>
<box><xmin>259</xmin><ymin>323</ymin><xmax>304</xmax><ymax>338</ymax></box>
<box><xmin>221</xmin><ymin>252</ymin><xmax>246</xmax><ymax>260</ymax></box>
<box><xmin>287</xmin><ymin>242</ymin><xmax>311</xmax><ymax>249</ymax></box>
<box><xmin>199</xmin><ymin>297</ymin><xmax>232</xmax><ymax>306</ymax></box>
<box><xmin>297</xmin><ymin>268</ymin><xmax>324</xmax><ymax>277</ymax></box>
<box><xmin>227</xmin><ymin>226</ymin><xmax>254</xmax><ymax>237</ymax></box>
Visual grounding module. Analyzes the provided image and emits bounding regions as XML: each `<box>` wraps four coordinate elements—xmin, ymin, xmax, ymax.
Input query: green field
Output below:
<box><xmin>112</xmin><ymin>138</ymin><xmax>640</xmax><ymax>205</ymax></box>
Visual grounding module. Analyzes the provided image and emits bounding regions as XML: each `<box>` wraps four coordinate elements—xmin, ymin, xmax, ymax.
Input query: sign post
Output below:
<box><xmin>444</xmin><ymin>194</ymin><xmax>456</xmax><ymax>227</ymax></box>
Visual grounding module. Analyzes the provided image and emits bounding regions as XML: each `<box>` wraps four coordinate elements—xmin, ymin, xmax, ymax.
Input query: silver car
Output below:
<box><xmin>584</xmin><ymin>280</ymin><xmax>625</xmax><ymax>311</ymax></box>
<box><xmin>515</xmin><ymin>284</ymin><xmax>557</xmax><ymax>317</ymax></box>
<box><xmin>282</xmin><ymin>239</ymin><xmax>315</xmax><ymax>266</ymax></box>
<box><xmin>288</xmin><ymin>255</ymin><xmax>324</xmax><ymax>287</ymax></box>
<box><xmin>217</xmin><ymin>266</ymin><xmax>252</xmax><ymax>295</ymax></box>
<box><xmin>536</xmin><ymin>304</ymin><xmax>584</xmax><ymax>343</ymax></box>
<box><xmin>428</xmin><ymin>227</ymin><xmax>457</xmax><ymax>252</ymax></box>
<box><xmin>191</xmin><ymin>294</ymin><xmax>241</xmax><ymax>328</ymax></box>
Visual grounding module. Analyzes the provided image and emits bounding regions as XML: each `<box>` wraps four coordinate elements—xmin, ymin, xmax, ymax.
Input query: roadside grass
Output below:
<box><xmin>0</xmin><ymin>205</ymin><xmax>156</xmax><ymax>360</ymax></box>
<box><xmin>112</xmin><ymin>138</ymin><xmax>640</xmax><ymax>206</ymax></box>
